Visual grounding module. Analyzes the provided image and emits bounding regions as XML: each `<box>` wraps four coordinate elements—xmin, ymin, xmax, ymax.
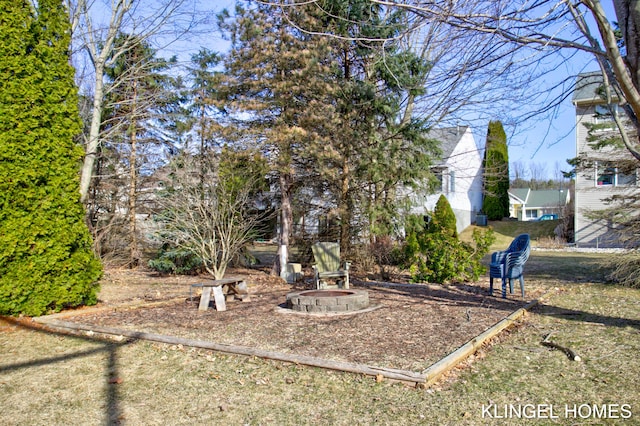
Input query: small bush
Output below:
<box><xmin>607</xmin><ymin>251</ymin><xmax>640</xmax><ymax>288</ymax></box>
<box><xmin>403</xmin><ymin>207</ymin><xmax>495</xmax><ymax>284</ymax></box>
<box><xmin>148</xmin><ymin>246</ymin><xmax>203</xmax><ymax>275</ymax></box>
<box><xmin>370</xmin><ymin>236</ymin><xmax>405</xmax><ymax>280</ymax></box>
<box><xmin>537</xmin><ymin>236</ymin><xmax>567</xmax><ymax>249</ymax></box>
<box><xmin>430</xmin><ymin>195</ymin><xmax>457</xmax><ymax>238</ymax></box>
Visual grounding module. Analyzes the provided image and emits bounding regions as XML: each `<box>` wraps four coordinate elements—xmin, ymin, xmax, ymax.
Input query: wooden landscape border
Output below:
<box><xmin>34</xmin><ymin>296</ymin><xmax>539</xmax><ymax>387</ymax></box>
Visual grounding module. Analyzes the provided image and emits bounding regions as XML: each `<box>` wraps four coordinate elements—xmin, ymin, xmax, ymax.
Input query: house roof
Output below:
<box><xmin>510</xmin><ymin>188</ymin><xmax>529</xmax><ymax>204</ymax></box>
<box><xmin>572</xmin><ymin>71</ymin><xmax>621</xmax><ymax>105</ymax></box>
<box><xmin>426</xmin><ymin>126</ymin><xmax>469</xmax><ymax>164</ymax></box>
<box><xmin>509</xmin><ymin>188</ymin><xmax>569</xmax><ymax>207</ymax></box>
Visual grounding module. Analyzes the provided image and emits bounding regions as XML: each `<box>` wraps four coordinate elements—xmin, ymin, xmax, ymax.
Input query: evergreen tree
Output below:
<box><xmin>219</xmin><ymin>1</ymin><xmax>437</xmax><ymax>267</ymax></box>
<box><xmin>97</xmin><ymin>34</ymin><xmax>179</xmax><ymax>266</ymax></box>
<box><xmin>183</xmin><ymin>48</ymin><xmax>225</xmax><ymax>154</ymax></box>
<box><xmin>482</xmin><ymin>121</ymin><xmax>510</xmax><ymax>220</ymax></box>
<box><xmin>312</xmin><ymin>1</ymin><xmax>437</xmax><ymax>249</ymax></box>
<box><xmin>217</xmin><ymin>2</ymin><xmax>337</xmax><ymax>275</ymax></box>
<box><xmin>429</xmin><ymin>195</ymin><xmax>457</xmax><ymax>238</ymax></box>
<box><xmin>0</xmin><ymin>0</ymin><xmax>102</xmax><ymax>316</ymax></box>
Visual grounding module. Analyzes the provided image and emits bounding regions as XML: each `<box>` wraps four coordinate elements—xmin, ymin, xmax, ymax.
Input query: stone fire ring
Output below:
<box><xmin>282</xmin><ymin>289</ymin><xmax>374</xmax><ymax>315</ymax></box>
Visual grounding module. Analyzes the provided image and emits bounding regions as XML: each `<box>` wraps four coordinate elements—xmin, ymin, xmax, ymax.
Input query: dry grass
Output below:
<box><xmin>460</xmin><ymin>220</ymin><xmax>559</xmax><ymax>250</ymax></box>
<box><xmin>2</xmin><ymin>251</ymin><xmax>640</xmax><ymax>425</ymax></box>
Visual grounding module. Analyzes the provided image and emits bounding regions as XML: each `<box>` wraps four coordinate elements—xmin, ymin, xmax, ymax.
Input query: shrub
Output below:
<box><xmin>0</xmin><ymin>0</ymin><xmax>102</xmax><ymax>316</ymax></box>
<box><xmin>607</xmin><ymin>251</ymin><xmax>640</xmax><ymax>288</ymax></box>
<box><xmin>430</xmin><ymin>195</ymin><xmax>457</xmax><ymax>238</ymax></box>
<box><xmin>148</xmin><ymin>246</ymin><xmax>203</xmax><ymax>275</ymax></box>
<box><xmin>403</xmin><ymin>211</ymin><xmax>495</xmax><ymax>284</ymax></box>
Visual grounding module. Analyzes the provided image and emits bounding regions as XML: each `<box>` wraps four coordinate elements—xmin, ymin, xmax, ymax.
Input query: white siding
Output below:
<box><xmin>412</xmin><ymin>127</ymin><xmax>483</xmax><ymax>233</ymax></box>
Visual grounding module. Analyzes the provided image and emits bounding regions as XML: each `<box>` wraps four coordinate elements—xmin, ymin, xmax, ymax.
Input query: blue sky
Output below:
<box><xmin>502</xmin><ymin>48</ymin><xmax>599</xmax><ymax>179</ymax></box>
<box><xmin>164</xmin><ymin>1</ymin><xmax>606</xmax><ymax>180</ymax></box>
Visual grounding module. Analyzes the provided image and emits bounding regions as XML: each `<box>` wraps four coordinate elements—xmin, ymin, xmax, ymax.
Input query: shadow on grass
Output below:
<box><xmin>532</xmin><ymin>303</ymin><xmax>640</xmax><ymax>330</ymax></box>
<box><xmin>0</xmin><ymin>316</ymin><xmax>134</xmax><ymax>425</ymax></box>
<box><xmin>523</xmin><ymin>252</ymin><xmax>613</xmax><ymax>283</ymax></box>
<box><xmin>354</xmin><ymin>279</ymin><xmax>527</xmax><ymax>313</ymax></box>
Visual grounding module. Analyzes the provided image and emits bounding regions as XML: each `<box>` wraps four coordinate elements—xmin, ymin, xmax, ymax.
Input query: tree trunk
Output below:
<box><xmin>273</xmin><ymin>172</ymin><xmax>292</xmax><ymax>277</ymax></box>
<box><xmin>613</xmin><ymin>1</ymin><xmax>640</xmax><ymax>91</ymax></box>
<box><xmin>588</xmin><ymin>0</ymin><xmax>640</xmax><ymax>161</ymax></box>
<box><xmin>339</xmin><ymin>158</ymin><xmax>351</xmax><ymax>255</ymax></box>
<box><xmin>79</xmin><ymin>64</ymin><xmax>105</xmax><ymax>203</ymax></box>
<box><xmin>128</xmin><ymin>111</ymin><xmax>139</xmax><ymax>268</ymax></box>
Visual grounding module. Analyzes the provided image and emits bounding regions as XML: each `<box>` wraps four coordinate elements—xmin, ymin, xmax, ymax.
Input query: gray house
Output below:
<box><xmin>571</xmin><ymin>72</ymin><xmax>638</xmax><ymax>247</ymax></box>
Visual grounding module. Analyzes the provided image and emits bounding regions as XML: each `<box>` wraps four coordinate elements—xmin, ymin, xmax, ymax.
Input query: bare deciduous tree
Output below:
<box><xmin>152</xmin><ymin>152</ymin><xmax>270</xmax><ymax>280</ymax></box>
<box><xmin>66</xmin><ymin>0</ymin><xmax>204</xmax><ymax>203</ymax></box>
<box><xmin>365</xmin><ymin>0</ymin><xmax>640</xmax><ymax>159</ymax></box>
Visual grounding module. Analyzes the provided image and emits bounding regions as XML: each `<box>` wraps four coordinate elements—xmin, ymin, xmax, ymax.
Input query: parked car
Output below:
<box><xmin>536</xmin><ymin>214</ymin><xmax>558</xmax><ymax>221</ymax></box>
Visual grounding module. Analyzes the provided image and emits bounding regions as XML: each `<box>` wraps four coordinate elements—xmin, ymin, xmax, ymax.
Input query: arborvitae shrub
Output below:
<box><xmin>403</xmin><ymin>208</ymin><xmax>495</xmax><ymax>284</ymax></box>
<box><xmin>0</xmin><ymin>0</ymin><xmax>102</xmax><ymax>316</ymax></box>
<box><xmin>482</xmin><ymin>121</ymin><xmax>510</xmax><ymax>220</ymax></box>
<box><xmin>430</xmin><ymin>194</ymin><xmax>458</xmax><ymax>238</ymax></box>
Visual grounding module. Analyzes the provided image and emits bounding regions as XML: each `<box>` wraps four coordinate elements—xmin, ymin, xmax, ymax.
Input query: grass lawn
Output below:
<box><xmin>460</xmin><ymin>219</ymin><xmax>561</xmax><ymax>250</ymax></box>
<box><xmin>2</xmin><ymin>250</ymin><xmax>639</xmax><ymax>425</ymax></box>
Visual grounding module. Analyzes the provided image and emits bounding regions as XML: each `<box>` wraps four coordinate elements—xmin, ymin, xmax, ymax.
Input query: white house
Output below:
<box><xmin>509</xmin><ymin>188</ymin><xmax>570</xmax><ymax>221</ymax></box>
<box><xmin>571</xmin><ymin>71</ymin><xmax>639</xmax><ymax>247</ymax></box>
<box><xmin>410</xmin><ymin>126</ymin><xmax>484</xmax><ymax>233</ymax></box>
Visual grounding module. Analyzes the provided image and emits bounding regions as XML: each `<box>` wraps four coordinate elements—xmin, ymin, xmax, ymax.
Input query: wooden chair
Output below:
<box><xmin>311</xmin><ymin>242</ymin><xmax>350</xmax><ymax>289</ymax></box>
<box><xmin>489</xmin><ymin>234</ymin><xmax>530</xmax><ymax>298</ymax></box>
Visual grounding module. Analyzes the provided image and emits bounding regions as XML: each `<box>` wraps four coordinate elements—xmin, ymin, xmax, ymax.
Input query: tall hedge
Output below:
<box><xmin>0</xmin><ymin>0</ymin><xmax>102</xmax><ymax>316</ymax></box>
<box><xmin>482</xmin><ymin>121</ymin><xmax>510</xmax><ymax>220</ymax></box>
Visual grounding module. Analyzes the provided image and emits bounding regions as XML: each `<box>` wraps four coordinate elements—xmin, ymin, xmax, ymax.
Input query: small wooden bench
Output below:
<box><xmin>191</xmin><ymin>277</ymin><xmax>250</xmax><ymax>311</ymax></box>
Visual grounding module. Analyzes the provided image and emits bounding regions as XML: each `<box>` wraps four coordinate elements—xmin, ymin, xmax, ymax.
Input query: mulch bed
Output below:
<box><xmin>60</xmin><ymin>268</ymin><xmax>540</xmax><ymax>372</ymax></box>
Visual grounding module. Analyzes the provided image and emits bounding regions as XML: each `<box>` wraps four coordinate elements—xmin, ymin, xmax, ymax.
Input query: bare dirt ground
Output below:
<box><xmin>59</xmin><ymin>266</ymin><xmax>542</xmax><ymax>372</ymax></box>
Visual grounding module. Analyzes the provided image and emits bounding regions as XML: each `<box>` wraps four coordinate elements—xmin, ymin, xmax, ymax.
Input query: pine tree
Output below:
<box><xmin>184</xmin><ymin>48</ymin><xmax>225</xmax><ymax>154</ymax></box>
<box><xmin>218</xmin><ymin>3</ymin><xmax>338</xmax><ymax>275</ymax></box>
<box><xmin>482</xmin><ymin>121</ymin><xmax>510</xmax><ymax>220</ymax></box>
<box><xmin>219</xmin><ymin>2</ymin><xmax>437</xmax><ymax>266</ymax></box>
<box><xmin>430</xmin><ymin>195</ymin><xmax>457</xmax><ymax>238</ymax></box>
<box><xmin>290</xmin><ymin>0</ymin><xmax>438</xmax><ymax>248</ymax></box>
<box><xmin>0</xmin><ymin>0</ymin><xmax>102</xmax><ymax>316</ymax></box>
<box><xmin>98</xmin><ymin>34</ymin><xmax>178</xmax><ymax>266</ymax></box>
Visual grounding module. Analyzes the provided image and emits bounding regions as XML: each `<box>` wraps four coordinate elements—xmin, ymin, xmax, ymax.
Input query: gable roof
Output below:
<box><xmin>572</xmin><ymin>71</ymin><xmax>622</xmax><ymax>105</ymax></box>
<box><xmin>527</xmin><ymin>189</ymin><xmax>567</xmax><ymax>207</ymax></box>
<box><xmin>426</xmin><ymin>126</ymin><xmax>470</xmax><ymax>164</ymax></box>
<box><xmin>509</xmin><ymin>188</ymin><xmax>529</xmax><ymax>204</ymax></box>
<box><xmin>509</xmin><ymin>188</ymin><xmax>569</xmax><ymax>207</ymax></box>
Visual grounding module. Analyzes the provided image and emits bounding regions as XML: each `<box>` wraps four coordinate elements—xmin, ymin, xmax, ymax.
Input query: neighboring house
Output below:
<box><xmin>571</xmin><ymin>71</ymin><xmax>639</xmax><ymax>247</ymax></box>
<box><xmin>290</xmin><ymin>126</ymin><xmax>484</xmax><ymax>238</ymax></box>
<box><xmin>410</xmin><ymin>126</ymin><xmax>484</xmax><ymax>233</ymax></box>
<box><xmin>509</xmin><ymin>188</ymin><xmax>570</xmax><ymax>221</ymax></box>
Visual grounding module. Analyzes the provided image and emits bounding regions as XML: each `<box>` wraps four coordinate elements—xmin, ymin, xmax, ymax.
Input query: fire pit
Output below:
<box><xmin>285</xmin><ymin>289</ymin><xmax>369</xmax><ymax>313</ymax></box>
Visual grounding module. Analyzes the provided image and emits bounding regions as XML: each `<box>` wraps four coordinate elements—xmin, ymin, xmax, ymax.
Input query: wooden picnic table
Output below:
<box><xmin>191</xmin><ymin>277</ymin><xmax>250</xmax><ymax>311</ymax></box>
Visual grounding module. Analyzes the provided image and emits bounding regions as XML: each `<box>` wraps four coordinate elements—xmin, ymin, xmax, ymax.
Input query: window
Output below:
<box><xmin>595</xmin><ymin>162</ymin><xmax>637</xmax><ymax>186</ymax></box>
<box><xmin>432</xmin><ymin>167</ymin><xmax>446</xmax><ymax>192</ymax></box>
<box><xmin>436</xmin><ymin>172</ymin><xmax>443</xmax><ymax>191</ymax></box>
<box><xmin>618</xmin><ymin>169</ymin><xmax>637</xmax><ymax>186</ymax></box>
<box><xmin>593</xmin><ymin>104</ymin><xmax>619</xmax><ymax>124</ymax></box>
<box><xmin>432</xmin><ymin>168</ymin><xmax>457</xmax><ymax>193</ymax></box>
<box><xmin>526</xmin><ymin>209</ymin><xmax>539</xmax><ymax>220</ymax></box>
<box><xmin>597</xmin><ymin>165</ymin><xmax>615</xmax><ymax>185</ymax></box>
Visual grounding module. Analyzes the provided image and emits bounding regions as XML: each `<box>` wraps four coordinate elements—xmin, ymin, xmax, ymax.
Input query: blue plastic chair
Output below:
<box><xmin>489</xmin><ymin>234</ymin><xmax>530</xmax><ymax>298</ymax></box>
